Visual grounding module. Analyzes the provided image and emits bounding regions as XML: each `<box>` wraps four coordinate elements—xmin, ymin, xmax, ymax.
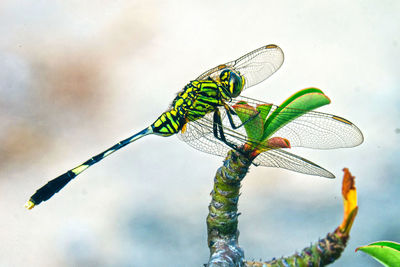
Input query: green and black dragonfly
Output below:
<box><xmin>25</xmin><ymin>44</ymin><xmax>363</xmax><ymax>209</ymax></box>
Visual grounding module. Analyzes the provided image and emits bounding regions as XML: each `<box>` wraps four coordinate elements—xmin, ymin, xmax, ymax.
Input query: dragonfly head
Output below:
<box><xmin>219</xmin><ymin>69</ymin><xmax>245</xmax><ymax>99</ymax></box>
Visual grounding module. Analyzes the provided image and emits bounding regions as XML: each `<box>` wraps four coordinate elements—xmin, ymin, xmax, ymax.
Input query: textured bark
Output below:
<box><xmin>206</xmin><ymin>149</ymin><xmax>253</xmax><ymax>267</ymax></box>
<box><xmin>245</xmin><ymin>230</ymin><xmax>349</xmax><ymax>267</ymax></box>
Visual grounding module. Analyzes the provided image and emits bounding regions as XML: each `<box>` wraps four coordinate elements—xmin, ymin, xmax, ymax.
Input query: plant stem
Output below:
<box><xmin>206</xmin><ymin>149</ymin><xmax>253</xmax><ymax>267</ymax></box>
<box><xmin>205</xmin><ymin>149</ymin><xmax>354</xmax><ymax>266</ymax></box>
<box><xmin>245</xmin><ymin>229</ymin><xmax>349</xmax><ymax>266</ymax></box>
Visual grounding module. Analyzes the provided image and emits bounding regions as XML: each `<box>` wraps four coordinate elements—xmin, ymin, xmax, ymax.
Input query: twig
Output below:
<box><xmin>206</xmin><ymin>149</ymin><xmax>358</xmax><ymax>267</ymax></box>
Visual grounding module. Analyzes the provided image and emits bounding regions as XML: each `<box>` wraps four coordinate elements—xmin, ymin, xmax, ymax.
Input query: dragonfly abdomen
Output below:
<box><xmin>151</xmin><ymin>82</ymin><xmax>198</xmax><ymax>136</ymax></box>
<box><xmin>152</xmin><ymin>108</ymin><xmax>186</xmax><ymax>136</ymax></box>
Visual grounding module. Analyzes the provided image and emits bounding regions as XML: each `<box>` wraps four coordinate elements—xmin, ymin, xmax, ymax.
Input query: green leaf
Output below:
<box><xmin>232</xmin><ymin>102</ymin><xmax>264</xmax><ymax>141</ymax></box>
<box><xmin>256</xmin><ymin>104</ymin><xmax>272</xmax><ymax>123</ymax></box>
<box><xmin>262</xmin><ymin>88</ymin><xmax>331</xmax><ymax>139</ymax></box>
<box><xmin>356</xmin><ymin>241</ymin><xmax>400</xmax><ymax>267</ymax></box>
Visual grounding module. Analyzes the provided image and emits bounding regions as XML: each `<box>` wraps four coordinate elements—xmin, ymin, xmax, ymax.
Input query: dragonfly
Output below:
<box><xmin>25</xmin><ymin>44</ymin><xmax>363</xmax><ymax>209</ymax></box>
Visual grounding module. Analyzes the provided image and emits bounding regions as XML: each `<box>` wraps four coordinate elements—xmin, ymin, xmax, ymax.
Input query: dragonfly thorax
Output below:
<box><xmin>219</xmin><ymin>69</ymin><xmax>245</xmax><ymax>99</ymax></box>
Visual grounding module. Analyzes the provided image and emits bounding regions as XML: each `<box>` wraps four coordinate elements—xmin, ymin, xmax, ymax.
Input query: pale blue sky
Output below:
<box><xmin>0</xmin><ymin>1</ymin><xmax>399</xmax><ymax>266</ymax></box>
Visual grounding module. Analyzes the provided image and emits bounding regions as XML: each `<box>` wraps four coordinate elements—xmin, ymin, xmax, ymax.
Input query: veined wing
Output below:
<box><xmin>196</xmin><ymin>45</ymin><xmax>284</xmax><ymax>90</ymax></box>
<box><xmin>178</xmin><ymin>109</ymin><xmax>334</xmax><ymax>178</ymax></box>
<box><xmin>178</xmin><ymin>111</ymin><xmax>227</xmax><ymax>157</ymax></box>
<box><xmin>235</xmin><ymin>96</ymin><xmax>364</xmax><ymax>149</ymax></box>
<box><xmin>253</xmin><ymin>149</ymin><xmax>334</xmax><ymax>178</ymax></box>
<box><xmin>179</xmin><ymin>96</ymin><xmax>363</xmax><ymax>153</ymax></box>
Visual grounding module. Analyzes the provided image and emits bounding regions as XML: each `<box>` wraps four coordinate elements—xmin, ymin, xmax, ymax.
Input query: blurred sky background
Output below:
<box><xmin>0</xmin><ymin>1</ymin><xmax>399</xmax><ymax>266</ymax></box>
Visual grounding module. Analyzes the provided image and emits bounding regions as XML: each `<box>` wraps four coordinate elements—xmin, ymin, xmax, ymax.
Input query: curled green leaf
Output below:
<box><xmin>356</xmin><ymin>241</ymin><xmax>400</xmax><ymax>267</ymax></box>
<box><xmin>232</xmin><ymin>102</ymin><xmax>264</xmax><ymax>141</ymax></box>
<box><xmin>262</xmin><ymin>88</ymin><xmax>331</xmax><ymax>139</ymax></box>
<box><xmin>233</xmin><ymin>88</ymin><xmax>331</xmax><ymax>153</ymax></box>
<box><xmin>256</xmin><ymin>103</ymin><xmax>272</xmax><ymax>123</ymax></box>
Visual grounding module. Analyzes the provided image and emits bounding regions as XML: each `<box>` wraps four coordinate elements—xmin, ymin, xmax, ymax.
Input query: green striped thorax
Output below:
<box><xmin>151</xmin><ymin>68</ymin><xmax>245</xmax><ymax>137</ymax></box>
<box><xmin>218</xmin><ymin>69</ymin><xmax>245</xmax><ymax>100</ymax></box>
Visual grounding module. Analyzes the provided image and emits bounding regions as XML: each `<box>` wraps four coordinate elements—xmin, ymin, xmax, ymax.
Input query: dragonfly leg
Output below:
<box><xmin>213</xmin><ymin>109</ymin><xmax>239</xmax><ymax>151</ymax></box>
<box><xmin>224</xmin><ymin>104</ymin><xmax>260</xmax><ymax>130</ymax></box>
<box><xmin>213</xmin><ymin>108</ymin><xmax>261</xmax><ymax>164</ymax></box>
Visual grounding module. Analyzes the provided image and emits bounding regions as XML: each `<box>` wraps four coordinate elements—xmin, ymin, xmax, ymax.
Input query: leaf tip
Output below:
<box><xmin>266</xmin><ymin>137</ymin><xmax>291</xmax><ymax>149</ymax></box>
<box><xmin>338</xmin><ymin>168</ymin><xmax>358</xmax><ymax>235</ymax></box>
<box><xmin>342</xmin><ymin>167</ymin><xmax>356</xmax><ymax>199</ymax></box>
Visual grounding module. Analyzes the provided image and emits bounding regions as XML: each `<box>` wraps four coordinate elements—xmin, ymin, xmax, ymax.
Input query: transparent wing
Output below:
<box><xmin>196</xmin><ymin>44</ymin><xmax>284</xmax><ymax>90</ymax></box>
<box><xmin>253</xmin><ymin>149</ymin><xmax>334</xmax><ymax>178</ymax></box>
<box><xmin>178</xmin><ymin>111</ymin><xmax>230</xmax><ymax>158</ymax></box>
<box><xmin>236</xmin><ymin>96</ymin><xmax>364</xmax><ymax>149</ymax></box>
<box><xmin>179</xmin><ymin>96</ymin><xmax>364</xmax><ymax>151</ymax></box>
<box><xmin>178</xmin><ymin>109</ymin><xmax>334</xmax><ymax>178</ymax></box>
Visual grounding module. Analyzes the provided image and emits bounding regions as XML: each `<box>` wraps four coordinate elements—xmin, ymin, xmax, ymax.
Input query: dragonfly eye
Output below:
<box><xmin>228</xmin><ymin>71</ymin><xmax>244</xmax><ymax>97</ymax></box>
<box><xmin>219</xmin><ymin>69</ymin><xmax>244</xmax><ymax>98</ymax></box>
